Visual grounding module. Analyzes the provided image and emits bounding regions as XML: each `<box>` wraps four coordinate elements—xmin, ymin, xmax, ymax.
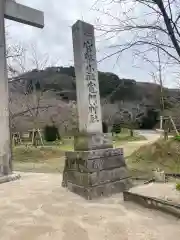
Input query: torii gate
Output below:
<box><xmin>0</xmin><ymin>0</ymin><xmax>44</xmax><ymax>176</ymax></box>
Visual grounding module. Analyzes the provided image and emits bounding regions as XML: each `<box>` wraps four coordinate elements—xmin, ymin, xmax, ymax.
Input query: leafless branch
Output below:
<box><xmin>93</xmin><ymin>0</ymin><xmax>180</xmax><ymax>72</ymax></box>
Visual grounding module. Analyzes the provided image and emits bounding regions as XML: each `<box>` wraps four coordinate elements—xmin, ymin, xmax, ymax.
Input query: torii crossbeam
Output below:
<box><xmin>0</xmin><ymin>0</ymin><xmax>44</xmax><ymax>176</ymax></box>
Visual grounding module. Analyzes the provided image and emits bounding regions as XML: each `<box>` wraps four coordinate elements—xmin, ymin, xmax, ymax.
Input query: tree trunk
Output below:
<box><xmin>164</xmin><ymin>130</ymin><xmax>168</xmax><ymax>140</ymax></box>
<box><xmin>130</xmin><ymin>128</ymin><xmax>134</xmax><ymax>137</ymax></box>
<box><xmin>156</xmin><ymin>0</ymin><xmax>180</xmax><ymax>58</ymax></box>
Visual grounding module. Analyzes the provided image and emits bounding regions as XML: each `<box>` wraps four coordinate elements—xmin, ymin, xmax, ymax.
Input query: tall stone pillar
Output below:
<box><xmin>62</xmin><ymin>20</ymin><xmax>131</xmax><ymax>199</ymax></box>
<box><xmin>72</xmin><ymin>20</ymin><xmax>112</xmax><ymax>150</ymax></box>
<box><xmin>0</xmin><ymin>0</ymin><xmax>12</xmax><ymax>176</ymax></box>
<box><xmin>0</xmin><ymin>0</ymin><xmax>44</xmax><ymax>182</ymax></box>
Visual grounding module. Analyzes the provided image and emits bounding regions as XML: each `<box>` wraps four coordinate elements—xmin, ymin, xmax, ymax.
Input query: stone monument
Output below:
<box><xmin>62</xmin><ymin>20</ymin><xmax>131</xmax><ymax>199</ymax></box>
<box><xmin>0</xmin><ymin>0</ymin><xmax>44</xmax><ymax>181</ymax></box>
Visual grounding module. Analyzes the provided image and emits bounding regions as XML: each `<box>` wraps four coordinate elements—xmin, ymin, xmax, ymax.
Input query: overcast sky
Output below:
<box><xmin>6</xmin><ymin>0</ymin><xmax>178</xmax><ymax>88</ymax></box>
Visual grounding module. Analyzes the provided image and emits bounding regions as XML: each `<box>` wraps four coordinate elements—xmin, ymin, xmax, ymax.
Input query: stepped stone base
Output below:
<box><xmin>74</xmin><ymin>133</ymin><xmax>113</xmax><ymax>151</ymax></box>
<box><xmin>0</xmin><ymin>173</ymin><xmax>21</xmax><ymax>184</ymax></box>
<box><xmin>62</xmin><ymin>148</ymin><xmax>131</xmax><ymax>199</ymax></box>
<box><xmin>65</xmin><ymin>179</ymin><xmax>132</xmax><ymax>200</ymax></box>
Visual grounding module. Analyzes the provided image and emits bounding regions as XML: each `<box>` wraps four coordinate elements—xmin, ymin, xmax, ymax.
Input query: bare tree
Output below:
<box><xmin>8</xmin><ymin>43</ymin><xmax>62</xmax><ymax>145</ymax></box>
<box><xmin>5</xmin><ymin>30</ymin><xmax>24</xmax><ymax>77</ymax></box>
<box><xmin>145</xmin><ymin>46</ymin><xmax>180</xmax><ymax>137</ymax></box>
<box><xmin>117</xmin><ymin>101</ymin><xmax>143</xmax><ymax>136</ymax></box>
<box><xmin>100</xmin><ymin>77</ymin><xmax>136</xmax><ymax>133</ymax></box>
<box><xmin>9</xmin><ymin>91</ymin><xmax>76</xmax><ymax>130</ymax></box>
<box><xmin>102</xmin><ymin>102</ymin><xmax>122</xmax><ymax>127</ymax></box>
<box><xmin>42</xmin><ymin>101</ymin><xmax>78</xmax><ymax>136</ymax></box>
<box><xmin>91</xmin><ymin>0</ymin><xmax>180</xmax><ymax>135</ymax></box>
<box><xmin>92</xmin><ymin>0</ymin><xmax>180</xmax><ymax>69</ymax></box>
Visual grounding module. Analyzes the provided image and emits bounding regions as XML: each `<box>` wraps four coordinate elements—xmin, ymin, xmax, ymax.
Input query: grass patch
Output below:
<box><xmin>174</xmin><ymin>135</ymin><xmax>180</xmax><ymax>142</ymax></box>
<box><xmin>12</xmin><ymin>138</ymin><xmax>74</xmax><ymax>173</ymax></box>
<box><xmin>13</xmin><ymin>158</ymin><xmax>65</xmax><ymax>173</ymax></box>
<box><xmin>113</xmin><ymin>130</ymin><xmax>146</xmax><ymax>147</ymax></box>
<box><xmin>176</xmin><ymin>183</ymin><xmax>180</xmax><ymax>191</ymax></box>
<box><xmin>12</xmin><ymin>144</ymin><xmax>69</xmax><ymax>173</ymax></box>
<box><xmin>127</xmin><ymin>139</ymin><xmax>180</xmax><ymax>178</ymax></box>
<box><xmin>13</xmin><ymin>146</ymin><xmax>65</xmax><ymax>163</ymax></box>
<box><xmin>12</xmin><ymin>131</ymin><xmax>146</xmax><ymax>174</ymax></box>
<box><xmin>113</xmin><ymin>134</ymin><xmax>146</xmax><ymax>142</ymax></box>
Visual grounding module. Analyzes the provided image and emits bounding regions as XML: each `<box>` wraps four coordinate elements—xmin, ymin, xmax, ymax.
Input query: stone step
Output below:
<box><xmin>0</xmin><ymin>173</ymin><xmax>21</xmax><ymax>184</ymax></box>
<box><xmin>63</xmin><ymin>167</ymin><xmax>130</xmax><ymax>187</ymax></box>
<box><xmin>65</xmin><ymin>148</ymin><xmax>125</xmax><ymax>173</ymax></box>
<box><xmin>66</xmin><ymin>178</ymin><xmax>132</xmax><ymax>200</ymax></box>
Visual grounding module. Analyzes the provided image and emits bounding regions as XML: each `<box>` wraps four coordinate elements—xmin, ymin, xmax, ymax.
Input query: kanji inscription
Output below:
<box><xmin>83</xmin><ymin>35</ymin><xmax>100</xmax><ymax>123</ymax></box>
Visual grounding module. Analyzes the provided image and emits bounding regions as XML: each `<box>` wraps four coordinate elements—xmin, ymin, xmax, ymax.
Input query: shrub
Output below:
<box><xmin>44</xmin><ymin>125</ymin><xmax>60</xmax><ymax>142</ymax></box>
<box><xmin>112</xmin><ymin>123</ymin><xmax>121</xmax><ymax>134</ymax></box>
<box><xmin>102</xmin><ymin>122</ymin><xmax>108</xmax><ymax>133</ymax></box>
<box><xmin>174</xmin><ymin>135</ymin><xmax>180</xmax><ymax>141</ymax></box>
<box><xmin>176</xmin><ymin>183</ymin><xmax>180</xmax><ymax>191</ymax></box>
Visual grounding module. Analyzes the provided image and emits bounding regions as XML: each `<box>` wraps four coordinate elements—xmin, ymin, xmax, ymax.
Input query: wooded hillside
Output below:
<box><xmin>9</xmin><ymin>66</ymin><xmax>180</xmax><ymax>134</ymax></box>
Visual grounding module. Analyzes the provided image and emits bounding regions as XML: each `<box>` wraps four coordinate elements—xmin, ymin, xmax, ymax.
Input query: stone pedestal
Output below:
<box><xmin>74</xmin><ymin>133</ymin><xmax>113</xmax><ymax>151</ymax></box>
<box><xmin>0</xmin><ymin>173</ymin><xmax>21</xmax><ymax>184</ymax></box>
<box><xmin>62</xmin><ymin>148</ymin><xmax>132</xmax><ymax>199</ymax></box>
<box><xmin>65</xmin><ymin>20</ymin><xmax>132</xmax><ymax>199</ymax></box>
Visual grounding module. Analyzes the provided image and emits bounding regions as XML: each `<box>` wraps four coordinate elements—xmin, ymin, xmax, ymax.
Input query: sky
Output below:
<box><xmin>5</xmin><ymin>0</ymin><xmax>179</xmax><ymax>88</ymax></box>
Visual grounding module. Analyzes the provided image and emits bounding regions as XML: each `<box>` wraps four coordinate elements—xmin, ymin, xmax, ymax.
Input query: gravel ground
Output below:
<box><xmin>0</xmin><ymin>172</ymin><xmax>180</xmax><ymax>240</ymax></box>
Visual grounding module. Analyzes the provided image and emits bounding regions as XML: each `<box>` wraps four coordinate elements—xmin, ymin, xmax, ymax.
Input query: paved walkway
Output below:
<box><xmin>135</xmin><ymin>130</ymin><xmax>161</xmax><ymax>143</ymax></box>
<box><xmin>120</xmin><ymin>130</ymin><xmax>161</xmax><ymax>157</ymax></box>
<box><xmin>130</xmin><ymin>182</ymin><xmax>180</xmax><ymax>205</ymax></box>
<box><xmin>1</xmin><ymin>172</ymin><xmax>180</xmax><ymax>240</ymax></box>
